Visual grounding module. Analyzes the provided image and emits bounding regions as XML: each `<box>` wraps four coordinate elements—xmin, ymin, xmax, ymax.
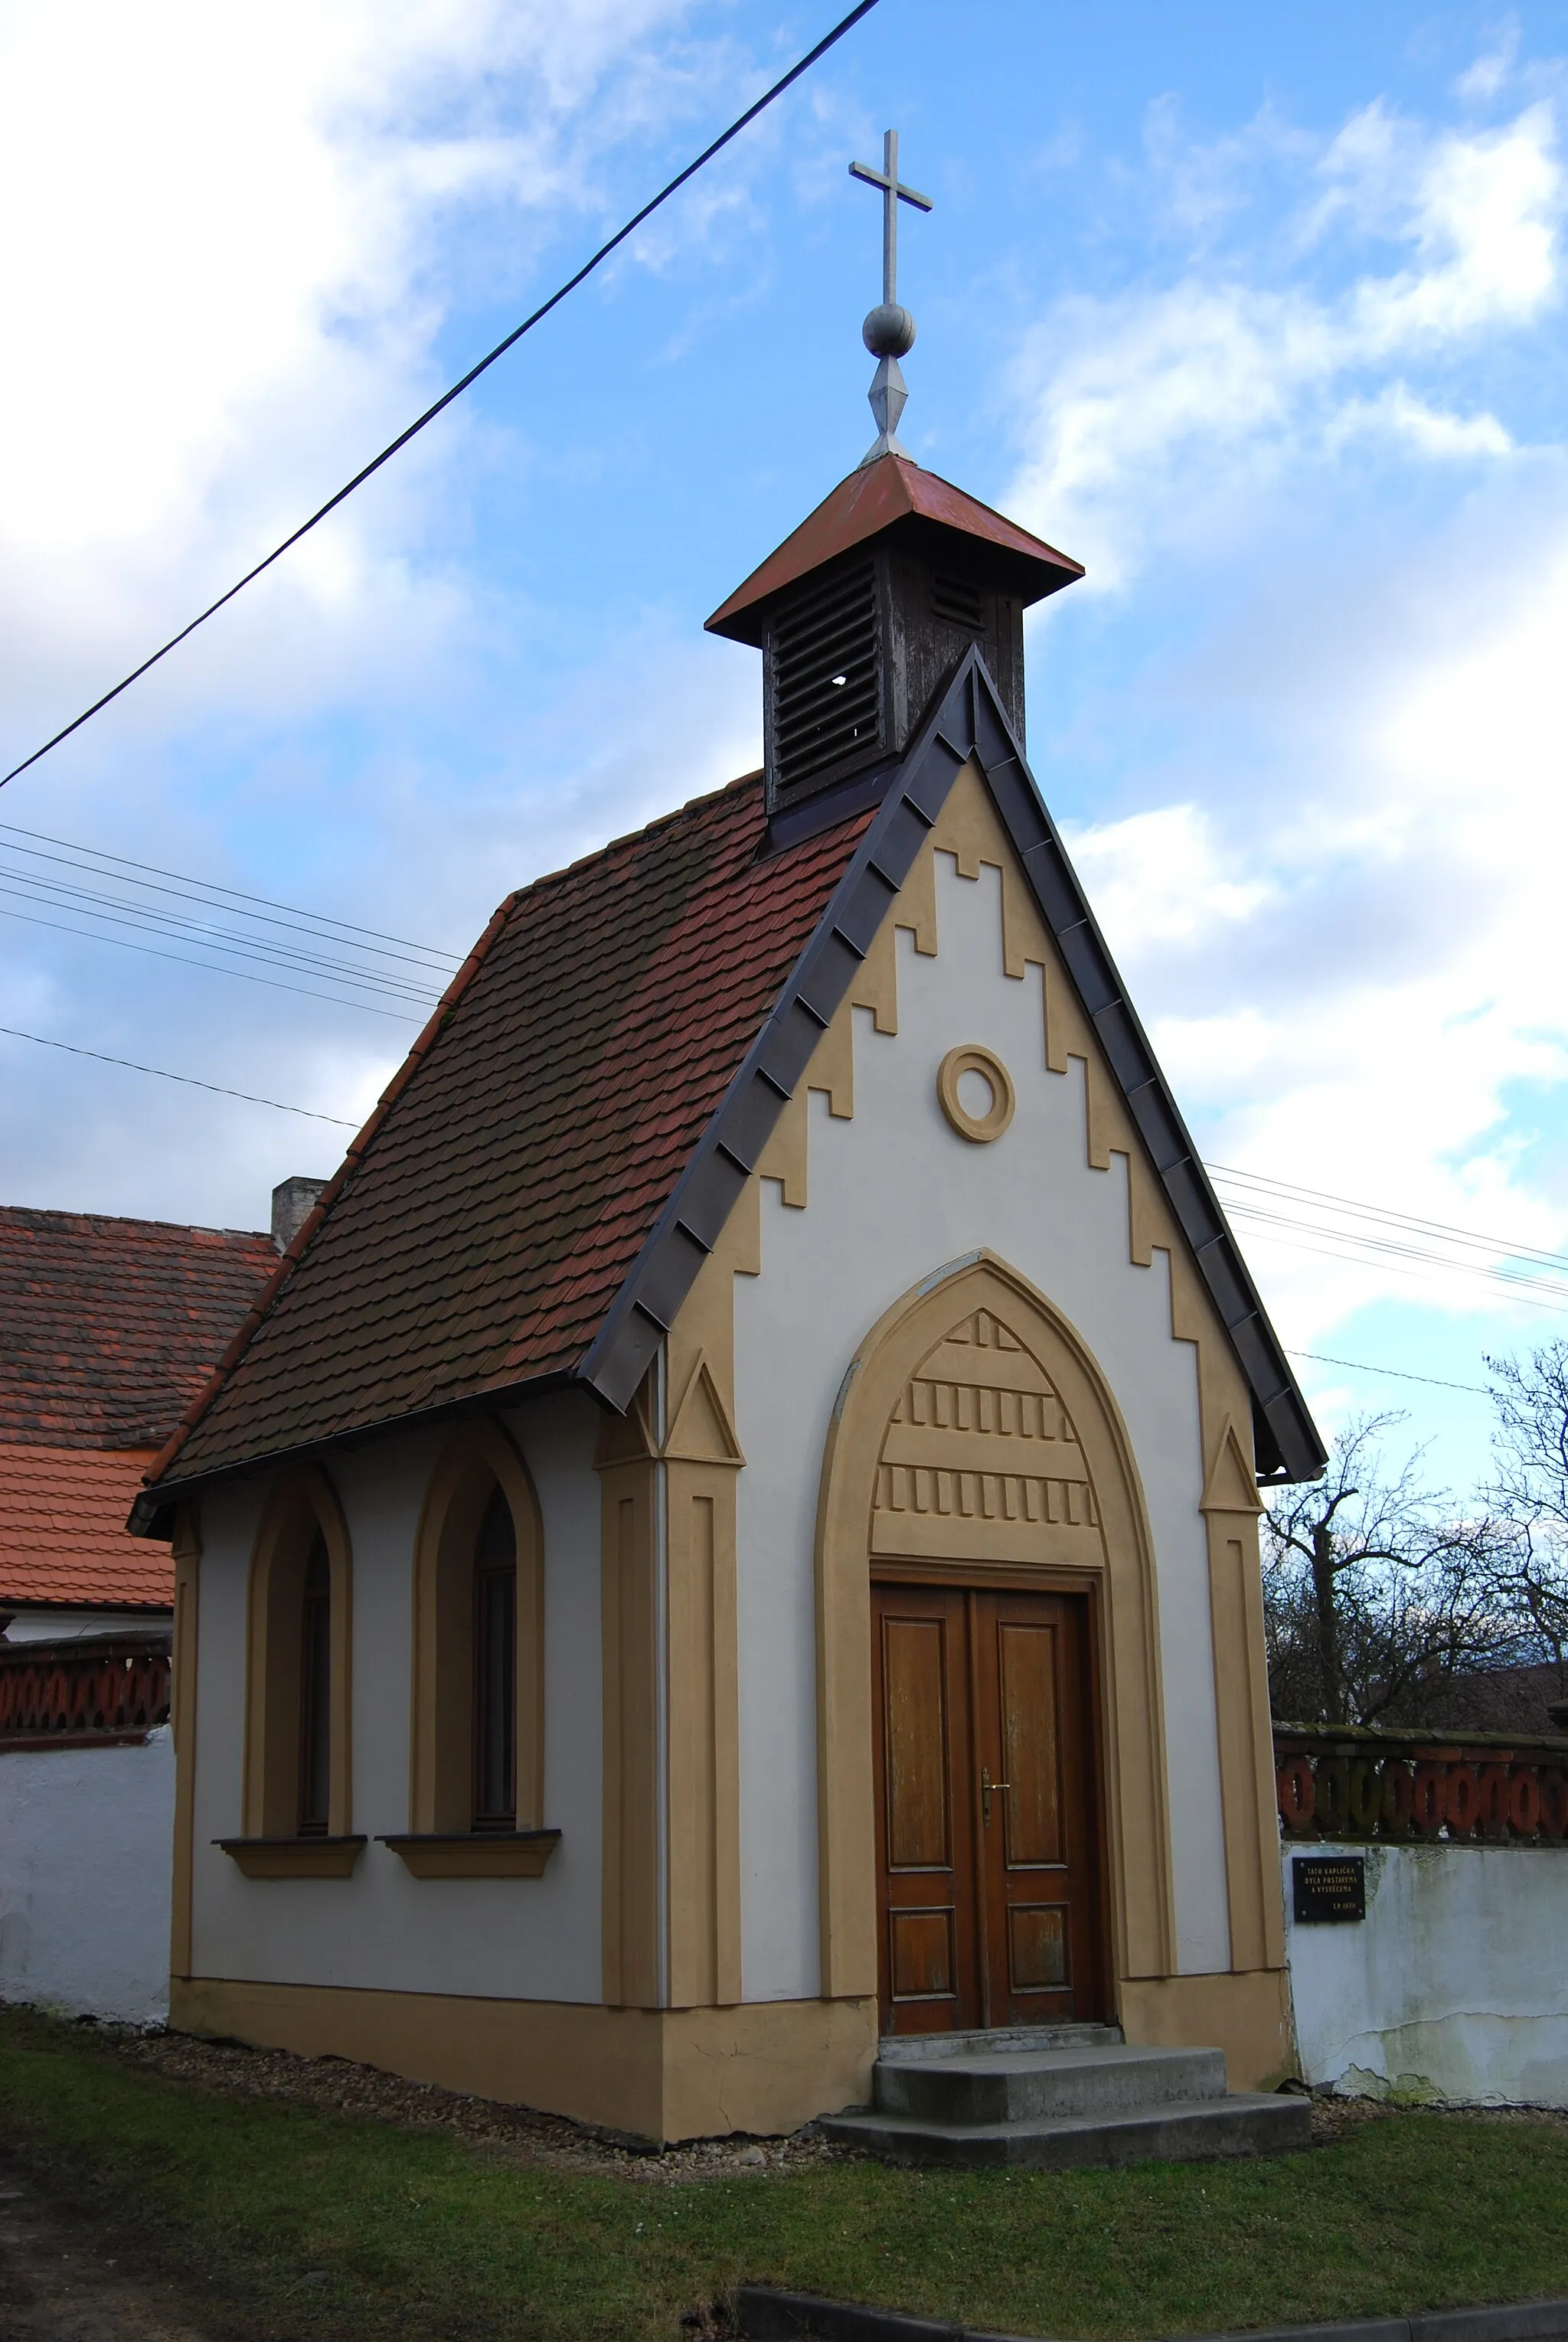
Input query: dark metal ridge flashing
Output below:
<box><xmin>583</xmin><ymin>648</ymin><xmax>1325</xmax><ymax>1485</ymax></box>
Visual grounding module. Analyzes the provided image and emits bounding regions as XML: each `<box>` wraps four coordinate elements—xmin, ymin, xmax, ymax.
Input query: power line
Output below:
<box><xmin>1207</xmin><ymin>1160</ymin><xmax>1568</xmax><ymax>1278</ymax></box>
<box><xmin>1285</xmin><ymin>1349</ymin><xmax>1489</xmax><ymax>1397</ymax></box>
<box><xmin>0</xmin><ymin>874</ymin><xmax>443</xmax><ymax>1005</ymax></box>
<box><xmin>1218</xmin><ymin>1197</ymin><xmax>1568</xmax><ymax>1311</ymax></box>
<box><xmin>0</xmin><ymin>815</ymin><xmax>455</xmax><ymax>1017</ymax></box>
<box><xmin>1220</xmin><ymin>1212</ymin><xmax>1568</xmax><ymax>1321</ymax></box>
<box><xmin>0</xmin><ymin>903</ymin><xmax>422</xmax><ymax>1020</ymax></box>
<box><xmin>0</xmin><ymin>0</ymin><xmax>881</xmax><ymax>790</ymax></box>
<box><xmin>0</xmin><ymin>1024</ymin><xmax>360</xmax><ymax>1124</ymax></box>
<box><xmin>4</xmin><ymin>1007</ymin><xmax>1560</xmax><ymax>1368</ymax></box>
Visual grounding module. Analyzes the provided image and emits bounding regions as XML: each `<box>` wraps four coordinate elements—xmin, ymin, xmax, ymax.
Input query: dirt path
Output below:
<box><xmin>0</xmin><ymin>2148</ymin><xmax>217</xmax><ymax>2342</ymax></box>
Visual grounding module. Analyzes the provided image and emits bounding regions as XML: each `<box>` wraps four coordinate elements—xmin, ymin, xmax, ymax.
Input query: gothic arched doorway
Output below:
<box><xmin>814</xmin><ymin>1255</ymin><xmax>1174</xmax><ymax>2037</ymax></box>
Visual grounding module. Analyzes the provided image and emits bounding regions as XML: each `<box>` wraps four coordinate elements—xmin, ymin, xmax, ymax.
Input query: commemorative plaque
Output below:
<box><xmin>1292</xmin><ymin>1854</ymin><xmax>1366</xmax><ymax>1923</ymax></box>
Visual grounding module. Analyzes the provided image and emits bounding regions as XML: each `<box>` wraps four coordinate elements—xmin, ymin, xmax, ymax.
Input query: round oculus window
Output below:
<box><xmin>936</xmin><ymin>1045</ymin><xmax>1015</xmax><ymax>1144</ymax></box>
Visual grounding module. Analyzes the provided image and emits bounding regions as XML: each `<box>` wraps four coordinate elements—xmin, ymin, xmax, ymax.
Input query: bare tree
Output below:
<box><xmin>1263</xmin><ymin>1414</ymin><xmax>1522</xmax><ymax>1727</ymax></box>
<box><xmin>1486</xmin><ymin>1340</ymin><xmax>1568</xmax><ymax>1698</ymax></box>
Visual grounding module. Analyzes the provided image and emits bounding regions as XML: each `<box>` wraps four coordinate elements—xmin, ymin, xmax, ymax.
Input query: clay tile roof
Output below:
<box><xmin>705</xmin><ymin>453</ymin><xmax>1084</xmax><ymax>646</ymax></box>
<box><xmin>0</xmin><ymin>1446</ymin><xmax>172</xmax><ymax>1607</ymax></box>
<box><xmin>0</xmin><ymin>1207</ymin><xmax>277</xmax><ymax>1449</ymax></box>
<box><xmin>153</xmin><ymin>772</ymin><xmax>872</xmax><ymax>1491</ymax></box>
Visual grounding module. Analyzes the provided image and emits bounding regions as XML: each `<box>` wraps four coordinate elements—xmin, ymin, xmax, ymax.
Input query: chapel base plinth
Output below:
<box><xmin>168</xmin><ymin>1976</ymin><xmax>880</xmax><ymax>2144</ymax></box>
<box><xmin>1116</xmin><ymin>1966</ymin><xmax>1297</xmax><ymax>2092</ymax></box>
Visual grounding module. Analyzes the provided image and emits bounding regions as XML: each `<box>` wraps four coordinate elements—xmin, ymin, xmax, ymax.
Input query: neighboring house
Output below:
<box><xmin>132</xmin><ymin>449</ymin><xmax>1328</xmax><ymax>2152</ymax></box>
<box><xmin>0</xmin><ymin>1200</ymin><xmax>286</xmax><ymax>2020</ymax></box>
<box><xmin>0</xmin><ymin>1202</ymin><xmax>282</xmax><ymax>1640</ymax></box>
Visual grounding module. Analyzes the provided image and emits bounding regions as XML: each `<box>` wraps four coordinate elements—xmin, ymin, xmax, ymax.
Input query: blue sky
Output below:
<box><xmin>4</xmin><ymin>0</ymin><xmax>1568</xmax><ymax>1498</ymax></box>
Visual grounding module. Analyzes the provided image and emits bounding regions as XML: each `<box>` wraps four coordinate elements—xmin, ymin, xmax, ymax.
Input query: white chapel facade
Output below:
<box><xmin>133</xmin><ymin>446</ymin><xmax>1324</xmax><ymax>2146</ymax></box>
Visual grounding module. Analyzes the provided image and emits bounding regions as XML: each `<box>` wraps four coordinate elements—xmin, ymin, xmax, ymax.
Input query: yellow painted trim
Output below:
<box><xmin>408</xmin><ymin>1419</ymin><xmax>547</xmax><ymax>1834</ymax></box>
<box><xmin>1201</xmin><ymin>1416</ymin><xmax>1266</xmax><ymax>1516</ymax></box>
<box><xmin>168</xmin><ymin>1504</ymin><xmax>201</xmax><ymax>1981</ymax></box>
<box><xmin>595</xmin><ymin>1379</ymin><xmax>661</xmax><ymax>2007</ymax></box>
<box><xmin>1119</xmin><ymin>1966</ymin><xmax>1295</xmax><ymax>2089</ymax></box>
<box><xmin>936</xmin><ymin>1044</ymin><xmax>1016</xmax><ymax>1144</ymax></box>
<box><xmin>664</xmin><ymin>1217</ymin><xmax>751</xmax><ymax>2010</ymax></box>
<box><xmin>665</xmin><ymin>1352</ymin><xmax>745</xmax><ymax>1465</ymax></box>
<box><xmin>170</xmin><ymin>1975</ymin><xmax>879</xmax><ymax>2143</ymax></box>
<box><xmin>241</xmin><ymin>1465</ymin><xmax>353</xmax><ymax>1841</ymax></box>
<box><xmin>220</xmin><ymin>1836</ymin><xmax>366</xmax><ymax>1878</ymax></box>
<box><xmin>814</xmin><ymin>1252</ymin><xmax>1177</xmax><ymax>2001</ymax></box>
<box><xmin>381</xmin><ymin>1831</ymin><xmax>560</xmax><ymax>1878</ymax></box>
<box><xmin>1204</xmin><ymin>1516</ymin><xmax>1287</xmax><ymax>1971</ymax></box>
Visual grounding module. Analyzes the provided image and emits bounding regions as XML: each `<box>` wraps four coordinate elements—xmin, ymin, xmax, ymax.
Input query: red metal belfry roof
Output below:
<box><xmin>148</xmin><ymin>774</ymin><xmax>873</xmax><ymax>1494</ymax></box>
<box><xmin>0</xmin><ymin>1207</ymin><xmax>276</xmax><ymax>1450</ymax></box>
<box><xmin>705</xmin><ymin>453</ymin><xmax>1084</xmax><ymax>646</ymax></box>
<box><xmin>0</xmin><ymin>1445</ymin><xmax>172</xmax><ymax>1607</ymax></box>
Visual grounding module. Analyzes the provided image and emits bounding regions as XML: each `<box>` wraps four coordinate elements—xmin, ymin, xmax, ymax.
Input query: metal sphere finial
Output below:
<box><xmin>863</xmin><ymin>302</ymin><xmax>916</xmax><ymax>360</ymax></box>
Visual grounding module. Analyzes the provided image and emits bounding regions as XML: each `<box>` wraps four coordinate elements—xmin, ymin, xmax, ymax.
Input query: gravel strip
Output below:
<box><xmin>67</xmin><ymin>2018</ymin><xmax>1568</xmax><ymax>2174</ymax></box>
<box><xmin>80</xmin><ymin>2019</ymin><xmax>845</xmax><ymax>2184</ymax></box>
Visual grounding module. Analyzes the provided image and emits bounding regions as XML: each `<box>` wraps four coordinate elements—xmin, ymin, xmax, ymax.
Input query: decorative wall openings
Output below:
<box><xmin>872</xmin><ymin>1308</ymin><xmax>1099</xmax><ymax>1568</ymax></box>
<box><xmin>936</xmin><ymin>1045</ymin><xmax>1014</xmax><ymax>1145</ymax></box>
<box><xmin>1275</xmin><ymin>1728</ymin><xmax>1568</xmax><ymax>1846</ymax></box>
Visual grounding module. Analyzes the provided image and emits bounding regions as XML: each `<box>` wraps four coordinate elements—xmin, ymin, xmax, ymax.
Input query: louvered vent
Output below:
<box><xmin>771</xmin><ymin>557</ymin><xmax>881</xmax><ymax>797</ymax></box>
<box><xmin>931</xmin><ymin>571</ymin><xmax>986</xmax><ymax>635</ymax></box>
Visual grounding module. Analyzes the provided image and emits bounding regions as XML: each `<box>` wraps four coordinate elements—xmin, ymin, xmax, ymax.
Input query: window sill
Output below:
<box><xmin>217</xmin><ymin>1835</ymin><xmax>367</xmax><ymax>1878</ymax></box>
<box><xmin>378</xmin><ymin>1830</ymin><xmax>561</xmax><ymax>1878</ymax></box>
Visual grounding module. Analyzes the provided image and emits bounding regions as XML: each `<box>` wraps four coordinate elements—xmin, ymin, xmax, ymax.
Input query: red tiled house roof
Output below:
<box><xmin>0</xmin><ymin>1207</ymin><xmax>277</xmax><ymax>1449</ymax></box>
<box><xmin>149</xmin><ymin>775</ymin><xmax>872</xmax><ymax>1494</ymax></box>
<box><xmin>0</xmin><ymin>1447</ymin><xmax>172</xmax><ymax>1608</ymax></box>
<box><xmin>0</xmin><ymin>1206</ymin><xmax>274</xmax><ymax>1609</ymax></box>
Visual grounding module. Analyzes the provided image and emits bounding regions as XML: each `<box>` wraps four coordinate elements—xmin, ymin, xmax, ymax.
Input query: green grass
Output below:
<box><xmin>4</xmin><ymin>2007</ymin><xmax>1568</xmax><ymax>2342</ymax></box>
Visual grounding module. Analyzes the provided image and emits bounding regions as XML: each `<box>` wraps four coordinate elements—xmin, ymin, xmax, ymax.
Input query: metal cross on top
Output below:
<box><xmin>848</xmin><ymin>130</ymin><xmax>933</xmax><ymax>466</ymax></box>
<box><xmin>850</xmin><ymin>129</ymin><xmax>933</xmax><ymax>312</ymax></box>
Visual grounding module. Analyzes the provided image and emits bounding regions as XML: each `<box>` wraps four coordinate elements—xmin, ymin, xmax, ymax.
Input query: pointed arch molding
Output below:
<box><xmin>241</xmin><ymin>1463</ymin><xmax>354</xmax><ymax>1842</ymax></box>
<box><xmin>583</xmin><ymin>648</ymin><xmax>1323</xmax><ymax>1493</ymax></box>
<box><xmin>408</xmin><ymin>1419</ymin><xmax>546</xmax><ymax>1835</ymax></box>
<box><xmin>815</xmin><ymin>1252</ymin><xmax>1178</xmax><ymax>2001</ymax></box>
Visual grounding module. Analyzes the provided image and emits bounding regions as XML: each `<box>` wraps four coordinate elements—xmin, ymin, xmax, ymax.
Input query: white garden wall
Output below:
<box><xmin>1284</xmin><ymin>1838</ymin><xmax>1568</xmax><ymax>2105</ymax></box>
<box><xmin>0</xmin><ymin>1727</ymin><xmax>174</xmax><ymax>2025</ymax></box>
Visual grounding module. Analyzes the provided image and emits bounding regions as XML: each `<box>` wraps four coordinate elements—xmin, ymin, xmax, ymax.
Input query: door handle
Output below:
<box><xmin>982</xmin><ymin>1766</ymin><xmax>1011</xmax><ymax>1826</ymax></box>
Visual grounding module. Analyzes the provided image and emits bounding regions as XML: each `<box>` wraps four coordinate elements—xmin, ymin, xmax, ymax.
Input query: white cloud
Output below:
<box><xmin>1455</xmin><ymin>18</ymin><xmax>1523</xmax><ymax>105</ymax></box>
<box><xmin>1006</xmin><ymin>100</ymin><xmax>1560</xmax><ymax>588</ymax></box>
<box><xmin>1062</xmin><ymin>508</ymin><xmax>1568</xmax><ymax>1341</ymax></box>
<box><xmin>0</xmin><ymin>0</ymin><xmax>708</xmax><ymax>743</ymax></box>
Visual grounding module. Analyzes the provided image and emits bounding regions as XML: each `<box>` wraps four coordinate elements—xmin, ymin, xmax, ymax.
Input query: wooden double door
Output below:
<box><xmin>872</xmin><ymin>1581</ymin><xmax>1106</xmax><ymax>2034</ymax></box>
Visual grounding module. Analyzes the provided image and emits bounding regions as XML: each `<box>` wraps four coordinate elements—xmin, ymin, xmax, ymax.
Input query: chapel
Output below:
<box><xmin>131</xmin><ymin>154</ymin><xmax>1326</xmax><ymax>2152</ymax></box>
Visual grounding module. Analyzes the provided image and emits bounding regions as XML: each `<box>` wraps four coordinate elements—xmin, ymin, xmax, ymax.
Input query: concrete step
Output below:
<box><xmin>874</xmin><ymin>2040</ymin><xmax>1228</xmax><ymax>2125</ymax></box>
<box><xmin>877</xmin><ymin>2021</ymin><xmax>1122</xmax><ymax>2064</ymax></box>
<box><xmin>819</xmin><ymin>2087</ymin><xmax>1312</xmax><ymax>2171</ymax></box>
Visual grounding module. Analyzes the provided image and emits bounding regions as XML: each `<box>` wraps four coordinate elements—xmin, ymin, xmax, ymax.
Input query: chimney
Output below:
<box><xmin>271</xmin><ymin>1175</ymin><xmax>327</xmax><ymax>1255</ymax></box>
<box><xmin>705</xmin><ymin>455</ymin><xmax>1082</xmax><ymax>837</ymax></box>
